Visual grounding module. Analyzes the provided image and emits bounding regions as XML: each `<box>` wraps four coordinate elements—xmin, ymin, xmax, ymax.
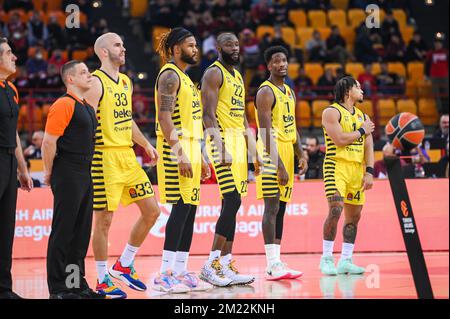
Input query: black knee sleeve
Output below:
<box><xmin>215</xmin><ymin>189</ymin><xmax>241</xmax><ymax>242</ymax></box>
<box><xmin>275</xmin><ymin>201</ymin><xmax>287</xmax><ymax>241</ymax></box>
<box><xmin>177</xmin><ymin>205</ymin><xmax>197</xmax><ymax>252</ymax></box>
<box><xmin>163</xmin><ymin>198</ymin><xmax>191</xmax><ymax>251</ymax></box>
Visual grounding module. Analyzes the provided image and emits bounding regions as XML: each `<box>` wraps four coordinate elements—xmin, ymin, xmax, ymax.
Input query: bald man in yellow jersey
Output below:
<box><xmin>255</xmin><ymin>46</ymin><xmax>308</xmax><ymax>280</ymax></box>
<box><xmin>84</xmin><ymin>33</ymin><xmax>160</xmax><ymax>299</ymax></box>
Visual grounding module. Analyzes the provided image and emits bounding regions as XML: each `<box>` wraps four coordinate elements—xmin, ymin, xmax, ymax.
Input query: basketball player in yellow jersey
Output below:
<box><xmin>255</xmin><ymin>46</ymin><xmax>308</xmax><ymax>281</ymax></box>
<box><xmin>153</xmin><ymin>28</ymin><xmax>211</xmax><ymax>293</ymax></box>
<box><xmin>200</xmin><ymin>33</ymin><xmax>261</xmax><ymax>287</ymax></box>
<box><xmin>319</xmin><ymin>76</ymin><xmax>375</xmax><ymax>276</ymax></box>
<box><xmin>84</xmin><ymin>33</ymin><xmax>161</xmax><ymax>299</ymax></box>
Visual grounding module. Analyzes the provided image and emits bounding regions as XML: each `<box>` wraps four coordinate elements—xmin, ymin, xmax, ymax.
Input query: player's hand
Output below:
<box><xmin>277</xmin><ymin>163</ymin><xmax>289</xmax><ymax>186</ymax></box>
<box><xmin>18</xmin><ymin>171</ymin><xmax>33</xmax><ymax>192</ymax></box>
<box><xmin>362</xmin><ymin>173</ymin><xmax>373</xmax><ymax>191</ymax></box>
<box><xmin>178</xmin><ymin>153</ymin><xmax>193</xmax><ymax>178</ymax></box>
<box><xmin>201</xmin><ymin>157</ymin><xmax>211</xmax><ymax>181</ymax></box>
<box><xmin>298</xmin><ymin>156</ymin><xmax>308</xmax><ymax>176</ymax></box>
<box><xmin>144</xmin><ymin>143</ymin><xmax>159</xmax><ymax>166</ymax></box>
<box><xmin>220</xmin><ymin>144</ymin><xmax>232</xmax><ymax>168</ymax></box>
<box><xmin>361</xmin><ymin>119</ymin><xmax>375</xmax><ymax>135</ymax></box>
<box><xmin>253</xmin><ymin>155</ymin><xmax>264</xmax><ymax>176</ymax></box>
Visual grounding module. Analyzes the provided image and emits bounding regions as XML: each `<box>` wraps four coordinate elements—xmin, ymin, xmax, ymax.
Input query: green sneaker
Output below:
<box><xmin>337</xmin><ymin>258</ymin><xmax>365</xmax><ymax>275</ymax></box>
<box><xmin>319</xmin><ymin>256</ymin><xmax>337</xmax><ymax>276</ymax></box>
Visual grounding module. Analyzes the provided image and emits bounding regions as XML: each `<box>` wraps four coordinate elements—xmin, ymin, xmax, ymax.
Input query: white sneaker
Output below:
<box><xmin>221</xmin><ymin>260</ymin><xmax>255</xmax><ymax>285</ymax></box>
<box><xmin>281</xmin><ymin>262</ymin><xmax>303</xmax><ymax>279</ymax></box>
<box><xmin>152</xmin><ymin>271</ymin><xmax>190</xmax><ymax>294</ymax></box>
<box><xmin>199</xmin><ymin>258</ymin><xmax>232</xmax><ymax>287</ymax></box>
<box><xmin>266</xmin><ymin>262</ymin><xmax>291</xmax><ymax>281</ymax></box>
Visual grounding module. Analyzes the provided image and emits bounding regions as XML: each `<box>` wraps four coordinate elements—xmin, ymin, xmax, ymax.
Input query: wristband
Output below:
<box><xmin>366</xmin><ymin>167</ymin><xmax>374</xmax><ymax>175</ymax></box>
<box><xmin>357</xmin><ymin>127</ymin><xmax>366</xmax><ymax>137</ymax></box>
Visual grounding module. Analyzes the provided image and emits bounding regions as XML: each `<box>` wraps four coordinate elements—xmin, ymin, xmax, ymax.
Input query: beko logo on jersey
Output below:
<box><xmin>231</xmin><ymin>96</ymin><xmax>244</xmax><ymax>107</ymax></box>
<box><xmin>283</xmin><ymin>114</ymin><xmax>294</xmax><ymax>122</ymax></box>
<box><xmin>114</xmin><ymin>109</ymin><xmax>132</xmax><ymax>119</ymax></box>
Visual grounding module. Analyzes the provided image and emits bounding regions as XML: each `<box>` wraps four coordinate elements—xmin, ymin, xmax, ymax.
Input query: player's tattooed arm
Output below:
<box><xmin>158</xmin><ymin>70</ymin><xmax>179</xmax><ymax>113</ymax></box>
<box><xmin>157</xmin><ymin>70</ymin><xmax>183</xmax><ymax>154</ymax></box>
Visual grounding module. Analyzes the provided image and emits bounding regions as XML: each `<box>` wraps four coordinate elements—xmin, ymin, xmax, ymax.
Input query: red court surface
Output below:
<box><xmin>12</xmin><ymin>252</ymin><xmax>448</xmax><ymax>299</ymax></box>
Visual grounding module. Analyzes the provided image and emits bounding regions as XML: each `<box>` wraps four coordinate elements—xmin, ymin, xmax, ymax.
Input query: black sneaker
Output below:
<box><xmin>49</xmin><ymin>292</ymin><xmax>82</xmax><ymax>299</ymax></box>
<box><xmin>0</xmin><ymin>291</ymin><xmax>24</xmax><ymax>299</ymax></box>
<box><xmin>78</xmin><ymin>288</ymin><xmax>106</xmax><ymax>299</ymax></box>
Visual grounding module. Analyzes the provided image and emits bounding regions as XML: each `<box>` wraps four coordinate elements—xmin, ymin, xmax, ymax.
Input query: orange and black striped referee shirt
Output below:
<box><xmin>0</xmin><ymin>80</ymin><xmax>19</xmax><ymax>149</ymax></box>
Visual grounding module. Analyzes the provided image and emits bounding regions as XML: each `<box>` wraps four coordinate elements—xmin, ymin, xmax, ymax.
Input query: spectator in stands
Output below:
<box><xmin>25</xmin><ymin>48</ymin><xmax>48</xmax><ymax>87</ymax></box>
<box><xmin>24</xmin><ymin>131</ymin><xmax>44</xmax><ymax>160</ymax></box>
<box><xmin>43</xmin><ymin>64</ymin><xmax>64</xmax><ymax>92</ymax></box>
<box><xmin>197</xmin><ymin>11</ymin><xmax>215</xmax><ymax>39</ymax></box>
<box><xmin>249</xmin><ymin>64</ymin><xmax>268</xmax><ymax>97</ymax></box>
<box><xmin>426</xmin><ymin>39</ymin><xmax>449</xmax><ymax>114</ymax></box>
<box><xmin>406</xmin><ymin>31</ymin><xmax>428</xmax><ymax>62</ymax></box>
<box><xmin>269</xmin><ymin>26</ymin><xmax>291</xmax><ymax>56</ymax></box>
<box><xmin>3</xmin><ymin>11</ymin><xmax>28</xmax><ymax>64</ymax></box>
<box><xmin>27</xmin><ymin>11</ymin><xmax>48</xmax><ymax>47</ymax></box>
<box><xmin>304</xmin><ymin>136</ymin><xmax>325</xmax><ymax>179</ymax></box>
<box><xmin>202</xmin><ymin>32</ymin><xmax>217</xmax><ymax>56</ymax></box>
<box><xmin>294</xmin><ymin>66</ymin><xmax>315</xmax><ymax>98</ymax></box>
<box><xmin>66</xmin><ymin>20</ymin><xmax>90</xmax><ymax>51</ymax></box>
<box><xmin>182</xmin><ymin>11</ymin><xmax>199</xmax><ymax>39</ymax></box>
<box><xmin>187</xmin><ymin>0</ymin><xmax>207</xmax><ymax>20</ymax></box>
<box><xmin>381</xmin><ymin>10</ymin><xmax>401</xmax><ymax>45</ymax></box>
<box><xmin>354</xmin><ymin>26</ymin><xmax>379</xmax><ymax>64</ymax></box>
<box><xmin>306</xmin><ymin>30</ymin><xmax>327</xmax><ymax>62</ymax></box>
<box><xmin>14</xmin><ymin>67</ymin><xmax>30</xmax><ymax>91</ymax></box>
<box><xmin>433</xmin><ymin>114</ymin><xmax>449</xmax><ymax>141</ymax></box>
<box><xmin>46</xmin><ymin>15</ymin><xmax>65</xmax><ymax>51</ymax></box>
<box><xmin>90</xmin><ymin>19</ymin><xmax>109</xmax><ymax>42</ymax></box>
<box><xmin>48</xmin><ymin>49</ymin><xmax>68</xmax><ymax>72</ymax></box>
<box><xmin>326</xmin><ymin>25</ymin><xmax>350</xmax><ymax>65</ymax></box>
<box><xmin>211</xmin><ymin>0</ymin><xmax>235</xmax><ymax>34</ymax></box>
<box><xmin>316</xmin><ymin>68</ymin><xmax>336</xmax><ymax>98</ymax></box>
<box><xmin>251</xmin><ymin>0</ymin><xmax>274</xmax><ymax>26</ymax></box>
<box><xmin>2</xmin><ymin>0</ymin><xmax>34</xmax><ymax>12</ymax></box>
<box><xmin>240</xmin><ymin>28</ymin><xmax>260</xmax><ymax>69</ymax></box>
<box><xmin>374</xmin><ymin>142</ymin><xmax>409</xmax><ymax>178</ymax></box>
<box><xmin>358</xmin><ymin>63</ymin><xmax>377</xmax><ymax>96</ymax></box>
<box><xmin>384</xmin><ymin>33</ymin><xmax>406</xmax><ymax>62</ymax></box>
<box><xmin>147</xmin><ymin>0</ymin><xmax>176</xmax><ymax>28</ymax></box>
<box><xmin>229</xmin><ymin>0</ymin><xmax>249</xmax><ymax>32</ymax></box>
<box><xmin>272</xmin><ymin>0</ymin><xmax>290</xmax><ymax>26</ymax></box>
<box><xmin>376</xmin><ymin>62</ymin><xmax>405</xmax><ymax>95</ymax></box>
<box><xmin>335</xmin><ymin>66</ymin><xmax>349</xmax><ymax>80</ymax></box>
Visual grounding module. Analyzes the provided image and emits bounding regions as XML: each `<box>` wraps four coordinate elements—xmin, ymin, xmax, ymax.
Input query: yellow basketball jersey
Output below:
<box><xmin>92</xmin><ymin>69</ymin><xmax>133</xmax><ymax>148</ymax></box>
<box><xmin>323</xmin><ymin>102</ymin><xmax>366</xmax><ymax>163</ymax></box>
<box><xmin>155</xmin><ymin>62</ymin><xmax>202</xmax><ymax>140</ymax></box>
<box><xmin>206</xmin><ymin>60</ymin><xmax>245</xmax><ymax>134</ymax></box>
<box><xmin>255</xmin><ymin>80</ymin><xmax>296</xmax><ymax>143</ymax></box>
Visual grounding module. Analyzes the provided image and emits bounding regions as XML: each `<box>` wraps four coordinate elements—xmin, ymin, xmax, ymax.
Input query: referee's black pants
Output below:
<box><xmin>47</xmin><ymin>155</ymin><xmax>93</xmax><ymax>294</ymax></box>
<box><xmin>0</xmin><ymin>149</ymin><xmax>17</xmax><ymax>293</ymax></box>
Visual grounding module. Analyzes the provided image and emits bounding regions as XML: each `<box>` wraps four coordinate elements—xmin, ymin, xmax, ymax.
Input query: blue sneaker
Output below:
<box><xmin>109</xmin><ymin>259</ymin><xmax>147</xmax><ymax>291</ymax></box>
<box><xmin>96</xmin><ymin>275</ymin><xmax>127</xmax><ymax>299</ymax></box>
<box><xmin>153</xmin><ymin>271</ymin><xmax>190</xmax><ymax>294</ymax></box>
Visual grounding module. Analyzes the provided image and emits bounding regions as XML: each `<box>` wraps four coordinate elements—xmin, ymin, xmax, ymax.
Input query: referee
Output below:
<box><xmin>42</xmin><ymin>60</ymin><xmax>103</xmax><ymax>299</ymax></box>
<box><xmin>0</xmin><ymin>38</ymin><xmax>33</xmax><ymax>300</ymax></box>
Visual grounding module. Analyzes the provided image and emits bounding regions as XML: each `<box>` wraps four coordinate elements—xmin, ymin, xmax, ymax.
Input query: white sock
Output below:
<box><xmin>323</xmin><ymin>240</ymin><xmax>334</xmax><ymax>257</ymax></box>
<box><xmin>340</xmin><ymin>243</ymin><xmax>354</xmax><ymax>260</ymax></box>
<box><xmin>96</xmin><ymin>261</ymin><xmax>108</xmax><ymax>282</ymax></box>
<box><xmin>119</xmin><ymin>243</ymin><xmax>139</xmax><ymax>267</ymax></box>
<box><xmin>208</xmin><ymin>250</ymin><xmax>221</xmax><ymax>263</ymax></box>
<box><xmin>173</xmin><ymin>251</ymin><xmax>189</xmax><ymax>276</ymax></box>
<box><xmin>160</xmin><ymin>250</ymin><xmax>176</xmax><ymax>274</ymax></box>
<box><xmin>220</xmin><ymin>253</ymin><xmax>232</xmax><ymax>267</ymax></box>
<box><xmin>264</xmin><ymin>244</ymin><xmax>279</xmax><ymax>267</ymax></box>
<box><xmin>275</xmin><ymin>244</ymin><xmax>281</xmax><ymax>260</ymax></box>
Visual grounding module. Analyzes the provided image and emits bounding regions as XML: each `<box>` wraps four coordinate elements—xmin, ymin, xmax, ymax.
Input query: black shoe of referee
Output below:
<box><xmin>78</xmin><ymin>288</ymin><xmax>106</xmax><ymax>299</ymax></box>
<box><xmin>0</xmin><ymin>291</ymin><xmax>24</xmax><ymax>299</ymax></box>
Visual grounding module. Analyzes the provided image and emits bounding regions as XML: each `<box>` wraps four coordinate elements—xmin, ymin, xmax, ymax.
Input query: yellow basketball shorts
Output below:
<box><xmin>92</xmin><ymin>147</ymin><xmax>154</xmax><ymax>211</ymax></box>
<box><xmin>206</xmin><ymin>133</ymin><xmax>248</xmax><ymax>198</ymax></box>
<box><xmin>256</xmin><ymin>139</ymin><xmax>295</xmax><ymax>203</ymax></box>
<box><xmin>157</xmin><ymin>136</ymin><xmax>202</xmax><ymax>205</ymax></box>
<box><xmin>323</xmin><ymin>158</ymin><xmax>365</xmax><ymax>205</ymax></box>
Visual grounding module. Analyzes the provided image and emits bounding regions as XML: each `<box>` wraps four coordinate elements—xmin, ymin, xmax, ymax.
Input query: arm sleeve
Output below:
<box><xmin>45</xmin><ymin>97</ymin><xmax>75</xmax><ymax>137</ymax></box>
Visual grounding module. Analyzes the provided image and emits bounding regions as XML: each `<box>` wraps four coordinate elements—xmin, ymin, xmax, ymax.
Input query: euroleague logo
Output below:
<box><xmin>401</xmin><ymin>200</ymin><xmax>409</xmax><ymax>217</ymax></box>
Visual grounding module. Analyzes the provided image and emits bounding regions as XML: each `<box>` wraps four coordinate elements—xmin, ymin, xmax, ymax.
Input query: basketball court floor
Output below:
<box><xmin>12</xmin><ymin>251</ymin><xmax>448</xmax><ymax>299</ymax></box>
